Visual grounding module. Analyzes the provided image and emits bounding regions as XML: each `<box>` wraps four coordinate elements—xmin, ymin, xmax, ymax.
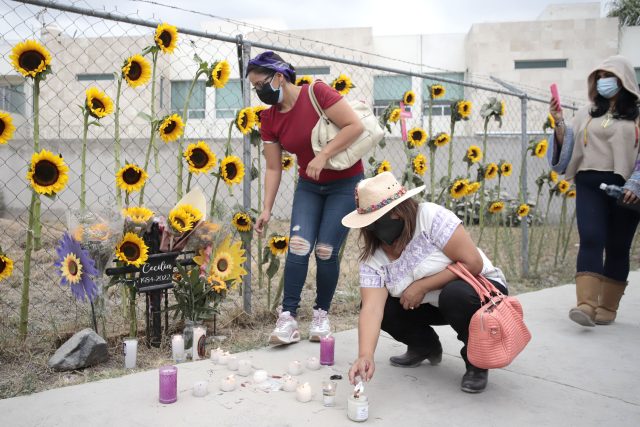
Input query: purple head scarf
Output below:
<box><xmin>246</xmin><ymin>51</ymin><xmax>295</xmax><ymax>82</ymax></box>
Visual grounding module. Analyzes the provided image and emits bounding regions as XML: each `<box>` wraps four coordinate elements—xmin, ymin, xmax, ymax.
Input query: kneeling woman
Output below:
<box><xmin>343</xmin><ymin>172</ymin><xmax>507</xmax><ymax>393</ymax></box>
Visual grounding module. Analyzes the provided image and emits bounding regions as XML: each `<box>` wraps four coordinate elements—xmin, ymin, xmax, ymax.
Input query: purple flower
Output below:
<box><xmin>54</xmin><ymin>233</ymin><xmax>100</xmax><ymax>303</ymax></box>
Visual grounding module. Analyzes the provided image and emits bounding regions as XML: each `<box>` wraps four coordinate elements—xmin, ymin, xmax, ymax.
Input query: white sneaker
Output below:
<box><xmin>268</xmin><ymin>309</ymin><xmax>301</xmax><ymax>345</ymax></box>
<box><xmin>309</xmin><ymin>308</ymin><xmax>331</xmax><ymax>342</ymax></box>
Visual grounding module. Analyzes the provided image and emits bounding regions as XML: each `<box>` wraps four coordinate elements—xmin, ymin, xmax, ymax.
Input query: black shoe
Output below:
<box><xmin>389</xmin><ymin>345</ymin><xmax>443</xmax><ymax>367</ymax></box>
<box><xmin>461</xmin><ymin>365</ymin><xmax>488</xmax><ymax>393</ymax></box>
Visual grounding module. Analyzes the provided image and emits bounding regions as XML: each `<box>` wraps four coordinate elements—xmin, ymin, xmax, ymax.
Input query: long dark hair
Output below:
<box><xmin>358</xmin><ymin>198</ymin><xmax>419</xmax><ymax>262</ymax></box>
<box><xmin>245</xmin><ymin>52</ymin><xmax>297</xmax><ymax>83</ymax></box>
<box><xmin>590</xmin><ymin>86</ymin><xmax>639</xmax><ymax>121</ymax></box>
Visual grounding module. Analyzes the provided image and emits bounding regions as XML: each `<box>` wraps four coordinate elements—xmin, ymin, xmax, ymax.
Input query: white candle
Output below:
<box><xmin>210</xmin><ymin>347</ymin><xmax>224</xmax><ymax>364</ymax></box>
<box><xmin>305</xmin><ymin>356</ymin><xmax>321</xmax><ymax>371</ymax></box>
<box><xmin>192</xmin><ymin>380</ymin><xmax>209</xmax><ymax>397</ymax></box>
<box><xmin>171</xmin><ymin>335</ymin><xmax>184</xmax><ymax>363</ymax></box>
<box><xmin>192</xmin><ymin>326</ymin><xmax>206</xmax><ymax>361</ymax></box>
<box><xmin>281</xmin><ymin>374</ymin><xmax>298</xmax><ymax>392</ymax></box>
<box><xmin>322</xmin><ymin>380</ymin><xmax>337</xmax><ymax>407</ymax></box>
<box><xmin>287</xmin><ymin>360</ymin><xmax>303</xmax><ymax>376</ymax></box>
<box><xmin>296</xmin><ymin>382</ymin><xmax>312</xmax><ymax>403</ymax></box>
<box><xmin>219</xmin><ymin>374</ymin><xmax>237</xmax><ymax>392</ymax></box>
<box><xmin>218</xmin><ymin>351</ymin><xmax>231</xmax><ymax>365</ymax></box>
<box><xmin>253</xmin><ymin>369</ymin><xmax>268</xmax><ymax>384</ymax></box>
<box><xmin>227</xmin><ymin>356</ymin><xmax>239</xmax><ymax>371</ymax></box>
<box><xmin>123</xmin><ymin>338</ymin><xmax>137</xmax><ymax>369</ymax></box>
<box><xmin>237</xmin><ymin>359</ymin><xmax>252</xmax><ymax>377</ymax></box>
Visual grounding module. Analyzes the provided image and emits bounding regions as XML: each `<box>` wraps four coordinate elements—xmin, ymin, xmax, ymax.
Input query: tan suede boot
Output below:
<box><xmin>595</xmin><ymin>278</ymin><xmax>627</xmax><ymax>325</ymax></box>
<box><xmin>568</xmin><ymin>273</ymin><xmax>602</xmax><ymax>327</ymax></box>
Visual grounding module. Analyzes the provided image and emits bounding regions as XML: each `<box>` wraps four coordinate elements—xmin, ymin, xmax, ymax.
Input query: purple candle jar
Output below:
<box><xmin>159</xmin><ymin>365</ymin><xmax>178</xmax><ymax>404</ymax></box>
<box><xmin>320</xmin><ymin>335</ymin><xmax>335</xmax><ymax>366</ymax></box>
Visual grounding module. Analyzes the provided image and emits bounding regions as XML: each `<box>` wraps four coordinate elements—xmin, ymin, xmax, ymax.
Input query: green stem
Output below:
<box><xmin>492</xmin><ymin>212</ymin><xmax>500</xmax><ymax>266</ymax></box>
<box><xmin>528</xmin><ymin>186</ymin><xmax>543</xmax><ymax>264</ymax></box>
<box><xmin>257</xmin><ymin>157</ymin><xmax>264</xmax><ymax>290</ymax></box>
<box><xmin>186</xmin><ymin>173</ymin><xmax>193</xmax><ymax>193</ymax></box>
<box><xmin>19</xmin><ymin>192</ymin><xmax>37</xmax><ymax>340</ymax></box>
<box><xmin>32</xmin><ymin>78</ymin><xmax>42</xmax><ymax>251</ymax></box>
<box><xmin>80</xmin><ymin>109</ymin><xmax>89</xmax><ymax>212</ymax></box>
<box><xmin>478</xmin><ymin>181</ymin><xmax>487</xmax><ymax>245</ymax></box>
<box><xmin>225</xmin><ymin>121</ymin><xmax>234</xmax><ymax>156</ymax></box>
<box><xmin>114</xmin><ymin>76</ymin><xmax>123</xmax><ymax>209</ymax></box>
<box><xmin>209</xmin><ymin>175</ymin><xmax>221</xmax><ymax>221</ymax></box>
<box><xmin>534</xmin><ymin>195</ymin><xmax>554</xmax><ymax>274</ymax></box>
<box><xmin>482</xmin><ymin>119</ymin><xmax>489</xmax><ymax>162</ymax></box>
<box><xmin>504</xmin><ymin>215</ymin><xmax>516</xmax><ymax>277</ymax></box>
<box><xmin>554</xmin><ymin>197</ymin><xmax>567</xmax><ymax>268</ymax></box>
<box><xmin>271</xmin><ymin>274</ymin><xmax>285</xmax><ymax>312</ymax></box>
<box><xmin>129</xmin><ymin>285</ymin><xmax>137</xmax><ymax>338</ymax></box>
<box><xmin>267</xmin><ymin>276</ymin><xmax>272</xmax><ymax>311</ymax></box>
<box><xmin>446</xmin><ymin>119</ymin><xmax>456</xmax><ymax>209</ymax></box>
<box><xmin>518</xmin><ymin>150</ymin><xmax>528</xmax><ymax>204</ymax></box>
<box><xmin>139</xmin><ymin>51</ymin><xmax>158</xmax><ymax>205</ymax></box>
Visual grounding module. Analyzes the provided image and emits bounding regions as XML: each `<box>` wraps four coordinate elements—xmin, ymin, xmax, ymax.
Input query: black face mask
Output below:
<box><xmin>255</xmin><ymin>78</ymin><xmax>283</xmax><ymax>105</ymax></box>
<box><xmin>368</xmin><ymin>212</ymin><xmax>405</xmax><ymax>246</ymax></box>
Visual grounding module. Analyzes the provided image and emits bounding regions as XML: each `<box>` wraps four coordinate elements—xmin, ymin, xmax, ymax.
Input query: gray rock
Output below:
<box><xmin>48</xmin><ymin>328</ymin><xmax>109</xmax><ymax>371</ymax></box>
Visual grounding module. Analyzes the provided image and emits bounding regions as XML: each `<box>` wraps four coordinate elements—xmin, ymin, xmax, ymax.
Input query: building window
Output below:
<box><xmin>77</xmin><ymin>73</ymin><xmax>114</xmax><ymax>81</ymax></box>
<box><xmin>514</xmin><ymin>59</ymin><xmax>567</xmax><ymax>69</ymax></box>
<box><xmin>422</xmin><ymin>72</ymin><xmax>464</xmax><ymax>116</ymax></box>
<box><xmin>635</xmin><ymin>68</ymin><xmax>640</xmax><ymax>86</ymax></box>
<box><xmin>171</xmin><ymin>80</ymin><xmax>206</xmax><ymax>120</ymax></box>
<box><xmin>215</xmin><ymin>79</ymin><xmax>242</xmax><ymax>119</ymax></box>
<box><xmin>0</xmin><ymin>84</ymin><xmax>26</xmax><ymax>115</ymax></box>
<box><xmin>297</xmin><ymin>66</ymin><xmax>331</xmax><ymax>76</ymax></box>
<box><xmin>373</xmin><ymin>75</ymin><xmax>412</xmax><ymax>116</ymax></box>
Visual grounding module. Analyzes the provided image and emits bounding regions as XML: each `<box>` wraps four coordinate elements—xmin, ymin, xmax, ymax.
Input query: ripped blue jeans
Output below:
<box><xmin>282</xmin><ymin>174</ymin><xmax>362</xmax><ymax>316</ymax></box>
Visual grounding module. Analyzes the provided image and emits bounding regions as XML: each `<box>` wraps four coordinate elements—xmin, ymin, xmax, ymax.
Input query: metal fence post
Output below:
<box><xmin>520</xmin><ymin>96</ymin><xmax>530</xmax><ymax>277</ymax></box>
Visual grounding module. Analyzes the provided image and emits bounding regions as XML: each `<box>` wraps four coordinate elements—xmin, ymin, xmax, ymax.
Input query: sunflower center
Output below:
<box><xmin>175</xmin><ymin>217</ymin><xmax>186</xmax><ymax>228</ymax></box>
<box><xmin>19</xmin><ymin>50</ymin><xmax>45</xmax><ymax>72</ymax></box>
<box><xmin>159</xmin><ymin>30</ymin><xmax>172</xmax><ymax>47</ymax></box>
<box><xmin>0</xmin><ymin>120</ymin><xmax>5</xmax><ymax>135</ymax></box>
<box><xmin>225</xmin><ymin>163</ymin><xmax>238</xmax><ymax>180</ymax></box>
<box><xmin>217</xmin><ymin>258</ymin><xmax>229</xmax><ymax>272</ymax></box>
<box><xmin>236</xmin><ymin>217</ymin><xmax>248</xmax><ymax>226</ymax></box>
<box><xmin>122</xmin><ymin>167</ymin><xmax>142</xmax><ymax>185</ymax></box>
<box><xmin>411</xmin><ymin>131</ymin><xmax>422</xmax><ymax>140</ymax></box>
<box><xmin>335</xmin><ymin>80</ymin><xmax>346</xmax><ymax>91</ymax></box>
<box><xmin>91</xmin><ymin>98</ymin><xmax>105</xmax><ymax>111</ymax></box>
<box><xmin>34</xmin><ymin>160</ymin><xmax>60</xmax><ymax>186</ymax></box>
<box><xmin>240</xmin><ymin>113</ymin><xmax>248</xmax><ymax>128</ymax></box>
<box><xmin>190</xmin><ymin>148</ymin><xmax>208</xmax><ymax>168</ymax></box>
<box><xmin>274</xmin><ymin>240</ymin><xmax>287</xmax><ymax>249</ymax></box>
<box><xmin>67</xmin><ymin>259</ymin><xmax>79</xmax><ymax>276</ymax></box>
<box><xmin>121</xmin><ymin>242</ymin><xmax>141</xmax><ymax>261</ymax></box>
<box><xmin>128</xmin><ymin>61</ymin><xmax>142</xmax><ymax>80</ymax></box>
<box><xmin>0</xmin><ymin>258</ymin><xmax>5</xmax><ymax>273</ymax></box>
<box><xmin>216</xmin><ymin>68</ymin><xmax>222</xmax><ymax>79</ymax></box>
<box><xmin>164</xmin><ymin>121</ymin><xmax>177</xmax><ymax>134</ymax></box>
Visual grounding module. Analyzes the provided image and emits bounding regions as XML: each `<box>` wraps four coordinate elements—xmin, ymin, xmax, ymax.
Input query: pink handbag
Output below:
<box><xmin>447</xmin><ymin>262</ymin><xmax>531</xmax><ymax>369</ymax></box>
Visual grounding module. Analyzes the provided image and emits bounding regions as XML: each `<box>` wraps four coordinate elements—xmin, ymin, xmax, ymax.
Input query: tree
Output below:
<box><xmin>607</xmin><ymin>0</ymin><xmax>640</xmax><ymax>26</ymax></box>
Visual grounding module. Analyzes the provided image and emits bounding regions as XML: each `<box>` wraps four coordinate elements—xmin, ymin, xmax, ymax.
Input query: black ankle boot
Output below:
<box><xmin>389</xmin><ymin>344</ymin><xmax>443</xmax><ymax>367</ymax></box>
<box><xmin>461</xmin><ymin>365</ymin><xmax>488</xmax><ymax>393</ymax></box>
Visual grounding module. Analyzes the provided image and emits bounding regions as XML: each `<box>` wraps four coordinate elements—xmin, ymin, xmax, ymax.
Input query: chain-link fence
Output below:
<box><xmin>0</xmin><ymin>0</ymin><xmax>580</xmax><ymax>347</ymax></box>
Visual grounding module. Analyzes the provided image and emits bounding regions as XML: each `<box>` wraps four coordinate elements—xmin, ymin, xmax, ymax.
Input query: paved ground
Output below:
<box><xmin>1</xmin><ymin>274</ymin><xmax>640</xmax><ymax>427</ymax></box>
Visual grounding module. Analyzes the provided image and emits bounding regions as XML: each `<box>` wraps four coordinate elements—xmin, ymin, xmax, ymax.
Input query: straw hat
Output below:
<box><xmin>342</xmin><ymin>172</ymin><xmax>425</xmax><ymax>228</ymax></box>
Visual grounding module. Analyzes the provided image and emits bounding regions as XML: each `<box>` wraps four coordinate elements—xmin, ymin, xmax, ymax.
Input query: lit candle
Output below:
<box><xmin>322</xmin><ymin>380</ymin><xmax>337</xmax><ymax>407</ymax></box>
<box><xmin>158</xmin><ymin>365</ymin><xmax>177</xmax><ymax>404</ymax></box>
<box><xmin>281</xmin><ymin>374</ymin><xmax>298</xmax><ymax>392</ymax></box>
<box><xmin>192</xmin><ymin>380</ymin><xmax>209</xmax><ymax>397</ymax></box>
<box><xmin>348</xmin><ymin>382</ymin><xmax>369</xmax><ymax>422</ymax></box>
<box><xmin>296</xmin><ymin>382</ymin><xmax>312</xmax><ymax>403</ymax></box>
<box><xmin>210</xmin><ymin>347</ymin><xmax>224</xmax><ymax>364</ymax></box>
<box><xmin>237</xmin><ymin>359</ymin><xmax>252</xmax><ymax>377</ymax></box>
<box><xmin>253</xmin><ymin>369</ymin><xmax>268</xmax><ymax>384</ymax></box>
<box><xmin>306</xmin><ymin>356</ymin><xmax>321</xmax><ymax>371</ymax></box>
<box><xmin>219</xmin><ymin>374</ymin><xmax>237</xmax><ymax>392</ymax></box>
<box><xmin>227</xmin><ymin>356</ymin><xmax>239</xmax><ymax>371</ymax></box>
<box><xmin>218</xmin><ymin>351</ymin><xmax>231</xmax><ymax>365</ymax></box>
<box><xmin>192</xmin><ymin>326</ymin><xmax>206</xmax><ymax>361</ymax></box>
<box><xmin>320</xmin><ymin>334</ymin><xmax>335</xmax><ymax>366</ymax></box>
<box><xmin>288</xmin><ymin>360</ymin><xmax>303</xmax><ymax>376</ymax></box>
<box><xmin>171</xmin><ymin>334</ymin><xmax>185</xmax><ymax>363</ymax></box>
<box><xmin>123</xmin><ymin>338</ymin><xmax>137</xmax><ymax>369</ymax></box>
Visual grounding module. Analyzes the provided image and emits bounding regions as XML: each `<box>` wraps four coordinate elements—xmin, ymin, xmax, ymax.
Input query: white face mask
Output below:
<box><xmin>596</xmin><ymin>77</ymin><xmax>621</xmax><ymax>99</ymax></box>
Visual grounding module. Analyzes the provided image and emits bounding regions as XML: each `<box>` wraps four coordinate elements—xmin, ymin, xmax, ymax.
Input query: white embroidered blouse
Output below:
<box><xmin>359</xmin><ymin>202</ymin><xmax>506</xmax><ymax>307</ymax></box>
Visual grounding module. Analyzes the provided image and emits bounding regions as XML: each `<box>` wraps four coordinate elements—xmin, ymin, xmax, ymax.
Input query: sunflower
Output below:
<box><xmin>430</xmin><ymin>84</ymin><xmax>445</xmax><ymax>99</ymax></box>
<box><xmin>534</xmin><ymin>139</ymin><xmax>548</xmax><ymax>158</ymax></box>
<box><xmin>407</xmin><ymin>128</ymin><xmax>427</xmax><ymax>148</ymax></box>
<box><xmin>232</xmin><ymin>212</ymin><xmax>252</xmax><ymax>232</ymax></box>
<box><xmin>295</xmin><ymin>75</ymin><xmax>313</xmax><ymax>86</ymax></box>
<box><xmin>557</xmin><ymin>179</ymin><xmax>570</xmax><ymax>194</ymax></box>
<box><xmin>331</xmin><ymin>74</ymin><xmax>354</xmax><ymax>95</ymax></box>
<box><xmin>269</xmin><ymin>235</ymin><xmax>289</xmax><ymax>256</ymax></box>
<box><xmin>450</xmin><ymin>179</ymin><xmax>468</xmax><ymax>199</ymax></box>
<box><xmin>155</xmin><ymin>23</ymin><xmax>178</xmax><ymax>54</ymax></box>
<box><xmin>158</xmin><ymin>114</ymin><xmax>185</xmax><ymax>142</ymax></box>
<box><xmin>0</xmin><ymin>253</ymin><xmax>13</xmax><ymax>282</ymax></box>
<box><xmin>123</xmin><ymin>206</ymin><xmax>154</xmax><ymax>224</ymax></box>
<box><xmin>434</xmin><ymin>132</ymin><xmax>451</xmax><ymax>147</ymax></box>
<box><xmin>484</xmin><ymin>163</ymin><xmax>498</xmax><ymax>180</ymax></box>
<box><xmin>169</xmin><ymin>206</ymin><xmax>196</xmax><ymax>233</ymax></box>
<box><xmin>179</xmin><ymin>204</ymin><xmax>203</xmax><ymax>223</ymax></box>
<box><xmin>214</xmin><ymin>235</ymin><xmax>247</xmax><ymax>285</ymax></box>
<box><xmin>122</xmin><ymin>54</ymin><xmax>152</xmax><ymax>88</ymax></box>
<box><xmin>252</xmin><ymin>105</ymin><xmax>268</xmax><ymax>128</ymax></box>
<box><xmin>220</xmin><ymin>155</ymin><xmax>245</xmax><ymax>186</ymax></box>
<box><xmin>499</xmin><ymin>101</ymin><xmax>506</xmax><ymax>117</ymax></box>
<box><xmin>517</xmin><ymin>204</ymin><xmax>530</xmax><ymax>218</ymax></box>
<box><xmin>184</xmin><ymin>141</ymin><xmax>217</xmax><ymax>174</ymax></box>
<box><xmin>115</xmin><ymin>232</ymin><xmax>149</xmax><ymax>268</ymax></box>
<box><xmin>210</xmin><ymin>251</ymin><xmax>234</xmax><ymax>279</ymax></box>
<box><xmin>116</xmin><ymin>163</ymin><xmax>148</xmax><ymax>193</ymax></box>
<box><xmin>403</xmin><ymin>90</ymin><xmax>416</xmax><ymax>106</ymax></box>
<box><xmin>10</xmin><ymin>39</ymin><xmax>52</xmax><ymax>78</ymax></box>
<box><xmin>566</xmin><ymin>189</ymin><xmax>577</xmax><ymax>198</ymax></box>
<box><xmin>466</xmin><ymin>145</ymin><xmax>483</xmax><ymax>164</ymax></box>
<box><xmin>543</xmin><ymin>113</ymin><xmax>555</xmax><ymax>132</ymax></box>
<box><xmin>209</xmin><ymin>60</ymin><xmax>231</xmax><ymax>88</ymax></box>
<box><xmin>389</xmin><ymin>108</ymin><xmax>401</xmax><ymax>123</ymax></box>
<box><xmin>489</xmin><ymin>201</ymin><xmax>504</xmax><ymax>214</ymax></box>
<box><xmin>208</xmin><ymin>274</ymin><xmax>228</xmax><ymax>293</ymax></box>
<box><xmin>54</xmin><ymin>233</ymin><xmax>99</xmax><ymax>302</ymax></box>
<box><xmin>457</xmin><ymin>100</ymin><xmax>472</xmax><ymax>119</ymax></box>
<box><xmin>26</xmin><ymin>149</ymin><xmax>69</xmax><ymax>195</ymax></box>
<box><xmin>0</xmin><ymin>111</ymin><xmax>16</xmax><ymax>145</ymax></box>
<box><xmin>235</xmin><ymin>107</ymin><xmax>257</xmax><ymax>134</ymax></box>
<box><xmin>282</xmin><ymin>154</ymin><xmax>294</xmax><ymax>171</ymax></box>
<box><xmin>377</xmin><ymin>160</ymin><xmax>392</xmax><ymax>175</ymax></box>
<box><xmin>466</xmin><ymin>181</ymin><xmax>481</xmax><ymax>195</ymax></box>
<box><xmin>412</xmin><ymin>154</ymin><xmax>427</xmax><ymax>176</ymax></box>
<box><xmin>500</xmin><ymin>162</ymin><xmax>513</xmax><ymax>177</ymax></box>
<box><xmin>85</xmin><ymin>87</ymin><xmax>114</xmax><ymax>119</ymax></box>
<box><xmin>549</xmin><ymin>170</ymin><xmax>558</xmax><ymax>183</ymax></box>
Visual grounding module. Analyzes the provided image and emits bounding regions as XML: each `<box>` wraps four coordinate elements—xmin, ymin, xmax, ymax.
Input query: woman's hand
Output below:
<box><xmin>255</xmin><ymin>210</ymin><xmax>271</xmax><ymax>236</ymax></box>
<box><xmin>306</xmin><ymin>152</ymin><xmax>328</xmax><ymax>181</ymax></box>
<box><xmin>349</xmin><ymin>356</ymin><xmax>375</xmax><ymax>384</ymax></box>
<box><xmin>549</xmin><ymin>97</ymin><xmax>564</xmax><ymax>124</ymax></box>
<box><xmin>623</xmin><ymin>189</ymin><xmax>639</xmax><ymax>204</ymax></box>
<box><xmin>399</xmin><ymin>280</ymin><xmax>427</xmax><ymax>310</ymax></box>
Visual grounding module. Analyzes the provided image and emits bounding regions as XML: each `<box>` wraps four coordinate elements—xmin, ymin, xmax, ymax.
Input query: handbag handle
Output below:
<box><xmin>308</xmin><ymin>80</ymin><xmax>328</xmax><ymax>120</ymax></box>
<box><xmin>447</xmin><ymin>262</ymin><xmax>502</xmax><ymax>302</ymax></box>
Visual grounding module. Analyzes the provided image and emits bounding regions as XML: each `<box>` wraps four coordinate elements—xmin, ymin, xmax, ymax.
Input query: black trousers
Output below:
<box><xmin>380</xmin><ymin>278</ymin><xmax>508</xmax><ymax>366</ymax></box>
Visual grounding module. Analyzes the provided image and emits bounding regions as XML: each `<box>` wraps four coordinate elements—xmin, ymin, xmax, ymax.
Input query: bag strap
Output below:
<box><xmin>308</xmin><ymin>80</ymin><xmax>327</xmax><ymax>120</ymax></box>
<box><xmin>447</xmin><ymin>262</ymin><xmax>502</xmax><ymax>301</ymax></box>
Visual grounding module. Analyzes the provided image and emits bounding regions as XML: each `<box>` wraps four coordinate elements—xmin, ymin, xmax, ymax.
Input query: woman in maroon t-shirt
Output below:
<box><xmin>246</xmin><ymin>51</ymin><xmax>365</xmax><ymax>345</ymax></box>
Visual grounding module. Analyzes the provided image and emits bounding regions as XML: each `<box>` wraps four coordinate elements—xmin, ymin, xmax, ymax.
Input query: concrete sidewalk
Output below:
<box><xmin>1</xmin><ymin>274</ymin><xmax>640</xmax><ymax>427</ymax></box>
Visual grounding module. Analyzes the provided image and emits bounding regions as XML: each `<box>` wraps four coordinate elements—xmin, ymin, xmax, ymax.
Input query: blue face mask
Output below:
<box><xmin>596</xmin><ymin>77</ymin><xmax>621</xmax><ymax>99</ymax></box>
